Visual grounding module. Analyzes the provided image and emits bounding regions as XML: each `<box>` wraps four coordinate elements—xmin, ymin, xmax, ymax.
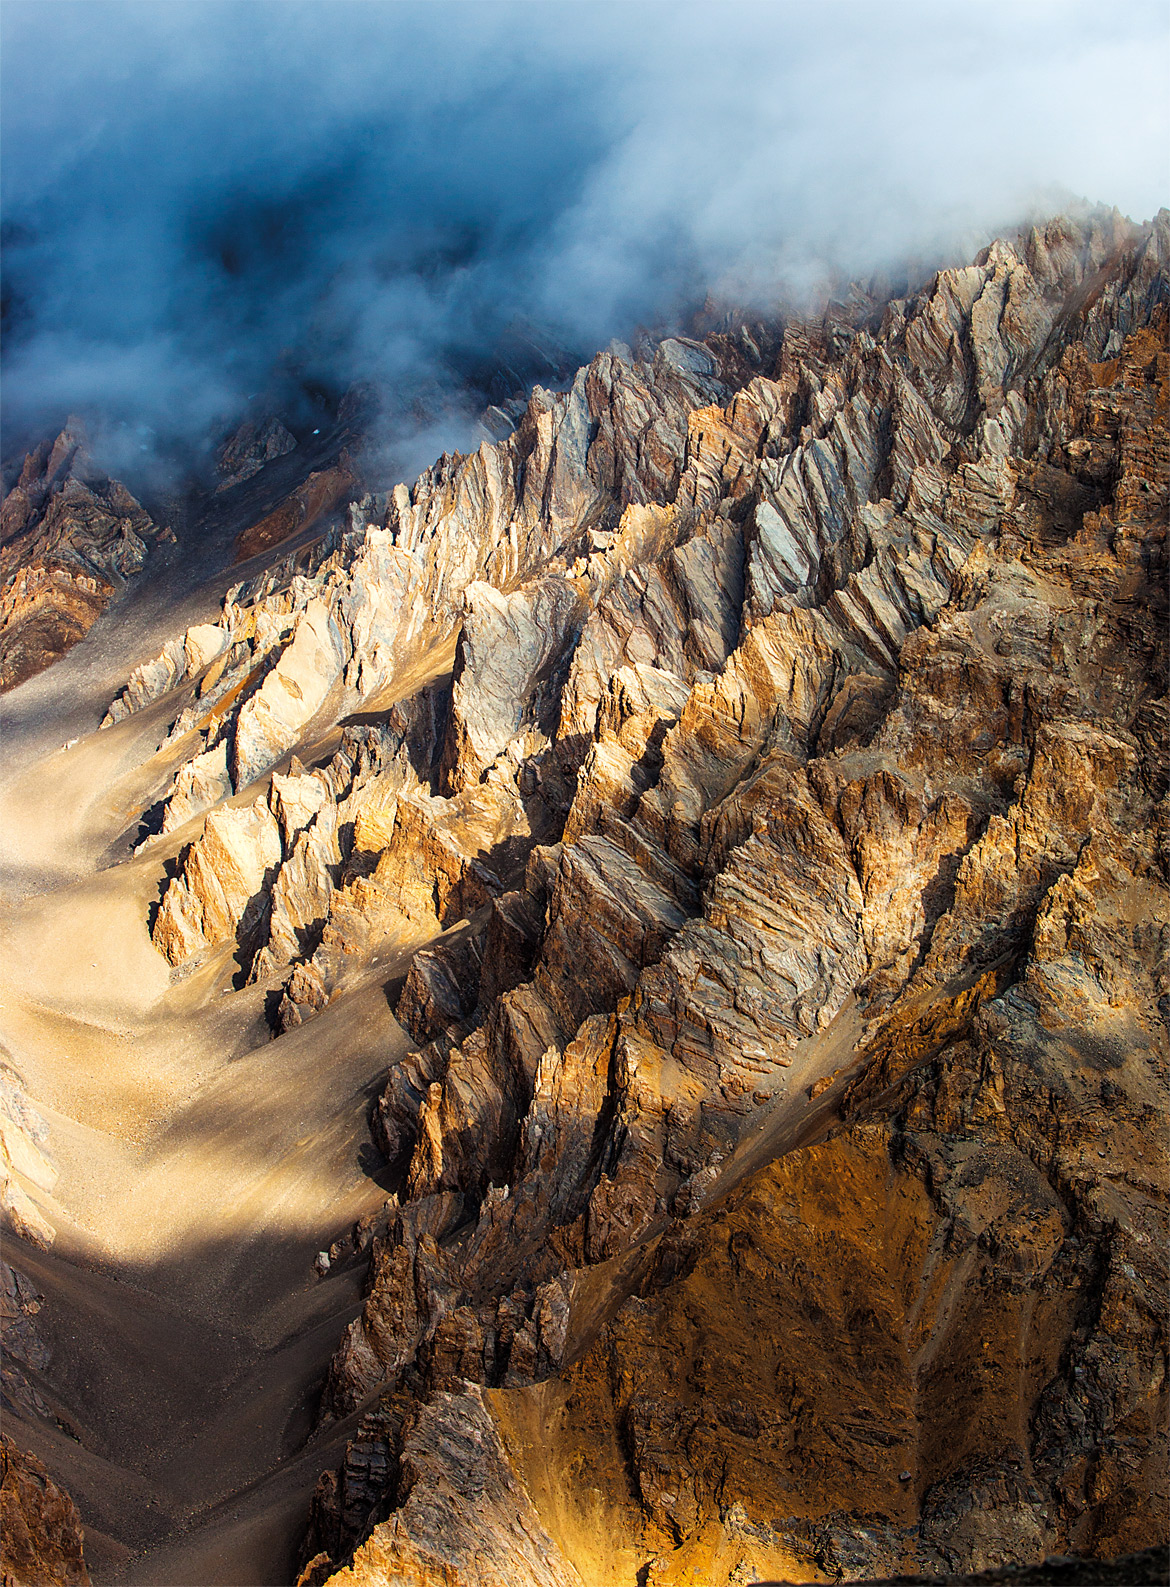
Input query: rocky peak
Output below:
<box><xmin>5</xmin><ymin>207</ymin><xmax>1166</xmax><ymax>1587</ymax></box>
<box><xmin>0</xmin><ymin>420</ymin><xmax>172</xmax><ymax>690</ymax></box>
<box><xmin>215</xmin><ymin>413</ymin><xmax>298</xmax><ymax>490</ymax></box>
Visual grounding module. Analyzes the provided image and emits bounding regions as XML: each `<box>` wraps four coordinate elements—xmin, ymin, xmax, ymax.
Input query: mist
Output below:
<box><xmin>2</xmin><ymin>0</ymin><xmax>1167</xmax><ymax>488</ymax></box>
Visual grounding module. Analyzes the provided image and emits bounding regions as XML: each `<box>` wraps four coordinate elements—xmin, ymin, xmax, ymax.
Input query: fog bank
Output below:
<box><xmin>2</xmin><ymin>0</ymin><xmax>1167</xmax><ymax>482</ymax></box>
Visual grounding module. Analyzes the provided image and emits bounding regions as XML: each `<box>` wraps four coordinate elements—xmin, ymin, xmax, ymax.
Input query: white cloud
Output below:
<box><xmin>2</xmin><ymin>0</ymin><xmax>1166</xmax><ymax>475</ymax></box>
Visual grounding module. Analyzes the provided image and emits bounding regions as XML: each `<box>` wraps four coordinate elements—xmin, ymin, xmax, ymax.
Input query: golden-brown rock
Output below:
<box><xmin>301</xmin><ymin>212</ymin><xmax>1168</xmax><ymax>1587</ymax></box>
<box><xmin>0</xmin><ymin>423</ymin><xmax>166</xmax><ymax>692</ymax></box>
<box><xmin>0</xmin><ymin>1436</ymin><xmax>90</xmax><ymax>1587</ymax></box>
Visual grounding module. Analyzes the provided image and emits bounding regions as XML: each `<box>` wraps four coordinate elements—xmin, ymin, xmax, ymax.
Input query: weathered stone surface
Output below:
<box><xmin>395</xmin><ymin>925</ymin><xmax>485</xmax><ymax>1048</ymax></box>
<box><xmin>322</xmin><ymin>1388</ymin><xmax>583</xmax><ymax>1587</ymax></box>
<box><xmin>440</xmin><ymin>577</ymin><xmax>585</xmax><ymax>794</ymax></box>
<box><xmin>183</xmin><ymin>621</ymin><xmax>230</xmax><ymax>674</ymax></box>
<box><xmin>0</xmin><ymin>1435</ymin><xmax>90</xmax><ymax>1587</ymax></box>
<box><xmin>153</xmin><ymin>797</ymin><xmax>282</xmax><ymax>965</ymax></box>
<box><xmin>232</xmin><ymin>598</ymin><xmax>348</xmax><ymax>788</ymax></box>
<box><xmin>299</xmin><ymin>212</ymin><xmax>1168</xmax><ymax>1587</ymax></box>
<box><xmin>1</xmin><ymin>422</ymin><xmax>167</xmax><ymax>692</ymax></box>
<box><xmin>216</xmin><ymin>414</ymin><xmax>297</xmax><ymax>490</ymax></box>
<box><xmin>248</xmin><ymin>800</ymin><xmax>341</xmax><ymax>982</ymax></box>
<box><xmin>0</xmin><ymin>1056</ymin><xmax>56</xmax><ymax>1251</ymax></box>
<box><xmin>1</xmin><ymin>1259</ymin><xmax>53</xmax><ymax>1424</ymax></box>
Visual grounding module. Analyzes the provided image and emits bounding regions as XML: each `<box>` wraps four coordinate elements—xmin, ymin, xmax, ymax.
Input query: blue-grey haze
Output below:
<box><xmin>2</xmin><ymin>0</ymin><xmax>1167</xmax><ymax>485</ymax></box>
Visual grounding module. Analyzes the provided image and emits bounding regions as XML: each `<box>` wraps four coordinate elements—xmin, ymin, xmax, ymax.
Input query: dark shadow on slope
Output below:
<box><xmin>3</xmin><ymin>1224</ymin><xmax>383</xmax><ymax>1586</ymax></box>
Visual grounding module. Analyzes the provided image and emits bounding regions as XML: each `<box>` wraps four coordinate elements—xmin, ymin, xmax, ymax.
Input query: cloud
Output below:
<box><xmin>2</xmin><ymin>0</ymin><xmax>1167</xmax><ymax>483</ymax></box>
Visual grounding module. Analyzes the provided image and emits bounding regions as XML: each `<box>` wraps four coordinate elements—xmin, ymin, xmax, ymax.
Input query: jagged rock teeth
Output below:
<box><xmin>153</xmin><ymin>798</ymin><xmax>282</xmax><ymax>966</ymax></box>
<box><xmin>1</xmin><ymin>422</ymin><xmax>169</xmax><ymax>692</ymax></box>
<box><xmin>110</xmin><ymin>210</ymin><xmax>1170</xmax><ymax>1584</ymax></box>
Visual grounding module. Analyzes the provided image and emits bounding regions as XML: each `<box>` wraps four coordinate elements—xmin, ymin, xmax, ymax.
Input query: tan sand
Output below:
<box><xmin>0</xmin><ymin>558</ymin><xmax>416</xmax><ymax>1585</ymax></box>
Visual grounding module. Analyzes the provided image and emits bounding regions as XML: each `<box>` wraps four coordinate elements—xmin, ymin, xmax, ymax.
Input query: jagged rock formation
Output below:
<box><xmin>139</xmin><ymin>331</ymin><xmax>741</xmax><ymax>1015</ymax></box>
<box><xmin>0</xmin><ymin>1435</ymin><xmax>90</xmax><ymax>1587</ymax></box>
<box><xmin>216</xmin><ymin>414</ymin><xmax>298</xmax><ymax>490</ymax></box>
<box><xmin>0</xmin><ymin>423</ymin><xmax>169</xmax><ymax>691</ymax></box>
<box><xmin>109</xmin><ymin>208</ymin><xmax>1169</xmax><ymax>1585</ymax></box>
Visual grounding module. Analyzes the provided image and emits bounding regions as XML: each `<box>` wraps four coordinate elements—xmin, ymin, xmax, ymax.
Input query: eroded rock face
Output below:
<box><xmin>0</xmin><ymin>1436</ymin><xmax>90</xmax><ymax>1587</ymax></box>
<box><xmin>232</xmin><ymin>597</ymin><xmax>348</xmax><ymax>787</ymax></box>
<box><xmin>0</xmin><ymin>422</ymin><xmax>169</xmax><ymax>692</ymax></box>
<box><xmin>153</xmin><ymin>797</ymin><xmax>283</xmax><ymax>965</ymax></box>
<box><xmin>216</xmin><ymin>414</ymin><xmax>297</xmax><ymax>491</ymax></box>
<box><xmin>128</xmin><ymin>210</ymin><xmax>1168</xmax><ymax>1585</ymax></box>
<box><xmin>315</xmin><ymin>1388</ymin><xmax>584</xmax><ymax>1587</ymax></box>
<box><xmin>281</xmin><ymin>213</ymin><xmax>1169</xmax><ymax>1587</ymax></box>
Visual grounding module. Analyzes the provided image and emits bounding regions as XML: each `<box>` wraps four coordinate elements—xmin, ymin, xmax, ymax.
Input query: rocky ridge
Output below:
<box><xmin>0</xmin><ymin>423</ymin><xmax>171</xmax><ymax>692</ymax></box>
<box><xmin>90</xmin><ymin>208</ymin><xmax>1170</xmax><ymax>1585</ymax></box>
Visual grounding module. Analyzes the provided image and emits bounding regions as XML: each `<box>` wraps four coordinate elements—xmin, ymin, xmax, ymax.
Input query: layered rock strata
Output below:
<box><xmin>122</xmin><ymin>209</ymin><xmax>1168</xmax><ymax>1585</ymax></box>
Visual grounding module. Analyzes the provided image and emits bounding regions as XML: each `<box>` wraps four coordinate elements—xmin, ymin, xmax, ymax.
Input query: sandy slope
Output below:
<box><xmin>0</xmin><ymin>519</ymin><xmax>417</xmax><ymax>1584</ymax></box>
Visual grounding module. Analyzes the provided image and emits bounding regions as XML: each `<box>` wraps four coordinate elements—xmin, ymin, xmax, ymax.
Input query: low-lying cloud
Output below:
<box><xmin>2</xmin><ymin>0</ymin><xmax>1167</xmax><ymax>486</ymax></box>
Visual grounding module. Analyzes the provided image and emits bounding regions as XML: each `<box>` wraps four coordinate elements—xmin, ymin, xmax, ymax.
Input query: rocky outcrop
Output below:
<box><xmin>395</xmin><ymin>925</ymin><xmax>486</xmax><ymax>1048</ymax></box>
<box><xmin>101</xmin><ymin>206</ymin><xmax>1168</xmax><ymax>1583</ymax></box>
<box><xmin>0</xmin><ymin>1054</ymin><xmax>56</xmax><ymax>1250</ymax></box>
<box><xmin>153</xmin><ymin>797</ymin><xmax>283</xmax><ymax>965</ymax></box>
<box><xmin>216</xmin><ymin>414</ymin><xmax>297</xmax><ymax>490</ymax></box>
<box><xmin>1</xmin><ymin>1259</ymin><xmax>53</xmax><ymax>1425</ymax></box>
<box><xmin>438</xmin><ymin>577</ymin><xmax>586</xmax><ymax>794</ymax></box>
<box><xmin>138</xmin><ymin>328</ymin><xmax>744</xmax><ymax>999</ymax></box>
<box><xmin>100</xmin><ymin>622</ymin><xmax>233</xmax><ymax>729</ymax></box>
<box><xmin>231</xmin><ymin>597</ymin><xmax>347</xmax><ymax>786</ymax></box>
<box><xmin>313</xmin><ymin>1388</ymin><xmax>583</xmax><ymax>1587</ymax></box>
<box><xmin>152</xmin><ymin>688</ymin><xmax>452</xmax><ymax>978</ymax></box>
<box><xmin>764</xmin><ymin>1547</ymin><xmax>1169</xmax><ymax>1586</ymax></box>
<box><xmin>0</xmin><ymin>1436</ymin><xmax>90</xmax><ymax>1587</ymax></box>
<box><xmin>107</xmin><ymin>326</ymin><xmax>734</xmax><ymax>777</ymax></box>
<box><xmin>0</xmin><ymin>422</ymin><xmax>169</xmax><ymax>691</ymax></box>
<box><xmin>234</xmin><ymin>461</ymin><xmax>355</xmax><ymax>562</ymax></box>
<box><xmin>277</xmin><ymin>211</ymin><xmax>1170</xmax><ymax>1586</ymax></box>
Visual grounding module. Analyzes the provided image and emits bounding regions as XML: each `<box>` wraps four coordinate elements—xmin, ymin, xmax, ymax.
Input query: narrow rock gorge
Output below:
<box><xmin>1</xmin><ymin>209</ymin><xmax>1166</xmax><ymax>1587</ymax></box>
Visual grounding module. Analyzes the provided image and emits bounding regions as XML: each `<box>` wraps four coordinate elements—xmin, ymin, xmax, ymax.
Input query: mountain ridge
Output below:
<box><xmin>1</xmin><ymin>206</ymin><xmax>1166</xmax><ymax>1587</ymax></box>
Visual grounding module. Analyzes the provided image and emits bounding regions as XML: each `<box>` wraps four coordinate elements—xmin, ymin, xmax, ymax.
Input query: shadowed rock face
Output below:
<box><xmin>26</xmin><ymin>208</ymin><xmax>1169</xmax><ymax>1586</ymax></box>
<box><xmin>764</xmin><ymin>1544</ymin><xmax>1168</xmax><ymax>1586</ymax></box>
<box><xmin>216</xmin><ymin>415</ymin><xmax>298</xmax><ymax>492</ymax></box>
